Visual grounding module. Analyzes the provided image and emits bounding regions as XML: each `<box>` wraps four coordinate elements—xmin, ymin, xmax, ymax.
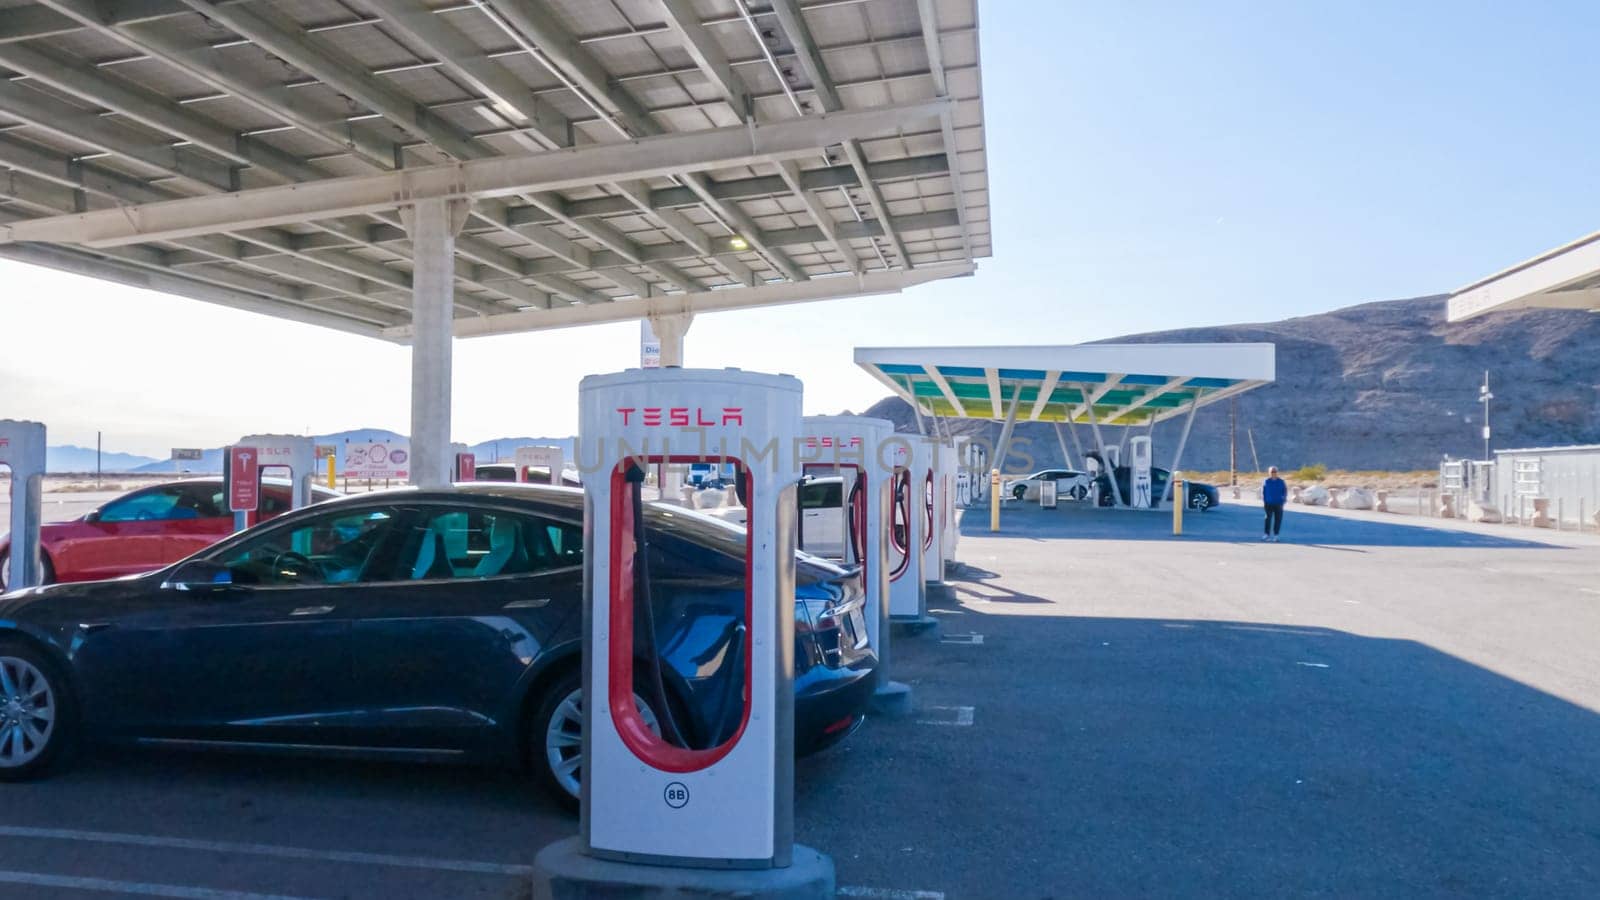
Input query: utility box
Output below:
<box><xmin>1040</xmin><ymin>479</ymin><xmax>1058</xmax><ymax>508</ymax></box>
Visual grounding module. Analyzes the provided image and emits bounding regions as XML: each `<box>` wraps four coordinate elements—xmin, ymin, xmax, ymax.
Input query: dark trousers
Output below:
<box><xmin>1263</xmin><ymin>503</ymin><xmax>1284</xmax><ymax>535</ymax></box>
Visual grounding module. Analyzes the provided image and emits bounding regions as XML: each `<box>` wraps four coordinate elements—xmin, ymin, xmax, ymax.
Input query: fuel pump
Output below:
<box><xmin>575</xmin><ymin>368</ymin><xmax>809</xmax><ymax>869</ymax></box>
<box><xmin>802</xmin><ymin>416</ymin><xmax>910</xmax><ymax>716</ymax></box>
<box><xmin>0</xmin><ymin>420</ymin><xmax>46</xmax><ymax>591</ymax></box>
<box><xmin>226</xmin><ymin>435</ymin><xmax>315</xmax><ymax>533</ymax></box>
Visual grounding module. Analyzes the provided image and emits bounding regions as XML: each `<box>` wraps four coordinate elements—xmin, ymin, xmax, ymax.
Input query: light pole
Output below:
<box><xmin>1478</xmin><ymin>371</ymin><xmax>1493</xmax><ymax>462</ymax></box>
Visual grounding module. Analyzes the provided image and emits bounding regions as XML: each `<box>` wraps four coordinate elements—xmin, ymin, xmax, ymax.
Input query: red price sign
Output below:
<box><xmin>229</xmin><ymin>446</ymin><xmax>260</xmax><ymax>512</ymax></box>
<box><xmin>456</xmin><ymin>452</ymin><xmax>476</xmax><ymax>482</ymax></box>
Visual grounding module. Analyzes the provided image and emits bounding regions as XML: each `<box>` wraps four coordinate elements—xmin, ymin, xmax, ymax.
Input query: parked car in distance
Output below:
<box><xmin>702</xmin><ymin>476</ymin><xmax>847</xmax><ymax>559</ymax></box>
<box><xmin>1091</xmin><ymin>464</ymin><xmax>1220</xmax><ymax>510</ymax></box>
<box><xmin>1005</xmin><ymin>468</ymin><xmax>1092</xmax><ymax>502</ymax></box>
<box><xmin>0</xmin><ymin>484</ymin><xmax>875</xmax><ymax>810</ymax></box>
<box><xmin>473</xmin><ymin>463</ymin><xmax>580</xmax><ymax>486</ymax></box>
<box><xmin>0</xmin><ymin>478</ymin><xmax>340</xmax><ymax>592</ymax></box>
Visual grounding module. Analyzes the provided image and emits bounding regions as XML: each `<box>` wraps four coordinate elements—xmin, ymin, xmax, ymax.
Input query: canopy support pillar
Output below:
<box><xmin>404</xmin><ymin>197</ymin><xmax>468</xmax><ymax>488</ymax></box>
<box><xmin>1162</xmin><ymin>392</ymin><xmax>1202</xmax><ymax>507</ymax></box>
<box><xmin>647</xmin><ymin>312</ymin><xmax>693</xmax><ymax>368</ymax></box>
<box><xmin>1082</xmin><ymin>388</ymin><xmax>1124</xmax><ymax>507</ymax></box>
<box><xmin>1054</xmin><ymin>423</ymin><xmax>1074</xmax><ymax>470</ymax></box>
<box><xmin>991</xmin><ymin>383</ymin><xmax>1024</xmax><ymax>474</ymax></box>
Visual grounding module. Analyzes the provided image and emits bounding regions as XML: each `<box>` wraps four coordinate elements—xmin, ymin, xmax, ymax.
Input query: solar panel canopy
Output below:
<box><xmin>1449</xmin><ymin>230</ymin><xmax>1600</xmax><ymax>322</ymax></box>
<box><xmin>0</xmin><ymin>0</ymin><xmax>989</xmax><ymax>341</ymax></box>
<box><xmin>856</xmin><ymin>343</ymin><xmax>1276</xmax><ymax>427</ymax></box>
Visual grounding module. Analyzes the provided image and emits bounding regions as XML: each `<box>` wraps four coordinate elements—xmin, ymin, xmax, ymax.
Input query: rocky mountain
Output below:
<box><xmin>862</xmin><ymin>295</ymin><xmax>1600</xmax><ymax>473</ymax></box>
<box><xmin>43</xmin><ymin>445</ymin><xmax>160</xmax><ymax>473</ymax></box>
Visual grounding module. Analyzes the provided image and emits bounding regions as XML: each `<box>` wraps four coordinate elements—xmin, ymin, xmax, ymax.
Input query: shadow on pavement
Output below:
<box><xmin>797</xmin><ymin>581</ymin><xmax>1600</xmax><ymax>898</ymax></box>
<box><xmin>962</xmin><ymin>499</ymin><xmax>1562</xmax><ymax>549</ymax></box>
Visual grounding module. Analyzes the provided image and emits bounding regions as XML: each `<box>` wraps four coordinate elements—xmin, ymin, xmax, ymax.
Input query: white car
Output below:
<box><xmin>1005</xmin><ymin>468</ymin><xmax>1091</xmax><ymax>502</ymax></box>
<box><xmin>701</xmin><ymin>476</ymin><xmax>847</xmax><ymax>559</ymax></box>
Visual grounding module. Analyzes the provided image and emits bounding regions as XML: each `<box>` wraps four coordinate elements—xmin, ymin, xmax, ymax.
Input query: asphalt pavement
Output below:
<box><xmin>0</xmin><ymin>499</ymin><xmax>1595</xmax><ymax>898</ymax></box>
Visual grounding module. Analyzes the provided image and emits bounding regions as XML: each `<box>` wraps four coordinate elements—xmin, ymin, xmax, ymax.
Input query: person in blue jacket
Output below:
<box><xmin>1261</xmin><ymin>466</ymin><xmax>1287</xmax><ymax>541</ymax></box>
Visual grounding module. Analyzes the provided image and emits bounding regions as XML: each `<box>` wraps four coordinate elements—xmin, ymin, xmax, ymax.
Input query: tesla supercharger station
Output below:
<box><xmin>1129</xmin><ymin>435</ymin><xmax>1154</xmax><ymax>509</ymax></box>
<box><xmin>0</xmin><ymin>420</ymin><xmax>46</xmax><ymax>590</ymax></box>
<box><xmin>936</xmin><ymin>440</ymin><xmax>959</xmax><ymax>566</ymax></box>
<box><xmin>515</xmin><ymin>445</ymin><xmax>565</xmax><ymax>485</ymax></box>
<box><xmin>227</xmin><ymin>435</ymin><xmax>315</xmax><ymax>532</ymax></box>
<box><xmin>886</xmin><ymin>436</ymin><xmax>928</xmax><ymax>629</ymax></box>
<box><xmin>801</xmin><ymin>416</ymin><xmax>910</xmax><ymax>716</ymax></box>
<box><xmin>563</xmin><ymin>366</ymin><xmax>832</xmax><ymax>883</ymax></box>
<box><xmin>918</xmin><ymin>436</ymin><xmax>951</xmax><ymax>593</ymax></box>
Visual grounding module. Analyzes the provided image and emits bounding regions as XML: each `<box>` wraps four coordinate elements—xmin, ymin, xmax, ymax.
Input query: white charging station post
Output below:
<box><xmin>937</xmin><ymin>440</ymin><xmax>961</xmax><ymax>564</ymax></box>
<box><xmin>515</xmin><ymin>445</ymin><xmax>565</xmax><ymax>485</ymax></box>
<box><xmin>802</xmin><ymin>416</ymin><xmax>911</xmax><ymax>717</ymax></box>
<box><xmin>885</xmin><ymin>436</ymin><xmax>930</xmax><ymax>631</ymax></box>
<box><xmin>228</xmin><ymin>435</ymin><xmax>316</xmax><ymax>532</ymax></box>
<box><xmin>533</xmin><ymin>367</ymin><xmax>833</xmax><ymax>898</ymax></box>
<box><xmin>0</xmin><ymin>420</ymin><xmax>46</xmax><ymax>591</ymax></box>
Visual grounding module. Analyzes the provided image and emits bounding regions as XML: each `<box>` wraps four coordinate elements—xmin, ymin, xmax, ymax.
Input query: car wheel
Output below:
<box><xmin>0</xmin><ymin>551</ymin><xmax>54</xmax><ymax>594</ymax></box>
<box><xmin>530</xmin><ymin>671</ymin><xmax>665</xmax><ymax>812</ymax></box>
<box><xmin>1012</xmin><ymin>485</ymin><xmax>1027</xmax><ymax>501</ymax></box>
<box><xmin>1071</xmin><ymin>485</ymin><xmax>1088</xmax><ymax>501</ymax></box>
<box><xmin>1190</xmin><ymin>492</ymin><xmax>1211</xmax><ymax>511</ymax></box>
<box><xmin>0</xmin><ymin>639</ymin><xmax>75</xmax><ymax>782</ymax></box>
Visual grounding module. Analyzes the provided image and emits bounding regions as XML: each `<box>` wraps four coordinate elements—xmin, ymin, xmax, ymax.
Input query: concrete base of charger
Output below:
<box><xmin>531</xmin><ymin>837</ymin><xmax>835</xmax><ymax>900</ymax></box>
<box><xmin>870</xmin><ymin>679</ymin><xmax>914</xmax><ymax>718</ymax></box>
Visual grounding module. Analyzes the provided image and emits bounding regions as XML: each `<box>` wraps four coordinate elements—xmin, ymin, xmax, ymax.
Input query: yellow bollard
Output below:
<box><xmin>989</xmin><ymin>468</ymin><xmax>1001</xmax><ymax>532</ymax></box>
<box><xmin>326</xmin><ymin>453</ymin><xmax>337</xmax><ymax>490</ymax></box>
<box><xmin>1172</xmin><ymin>478</ymin><xmax>1185</xmax><ymax>536</ymax></box>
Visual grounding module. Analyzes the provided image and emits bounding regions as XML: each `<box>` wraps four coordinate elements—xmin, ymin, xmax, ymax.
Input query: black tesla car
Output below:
<box><xmin>0</xmin><ymin>485</ymin><xmax>876</xmax><ymax>808</ymax></box>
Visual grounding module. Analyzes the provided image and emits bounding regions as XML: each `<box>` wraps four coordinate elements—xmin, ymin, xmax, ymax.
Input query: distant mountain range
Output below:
<box><xmin>861</xmin><ymin>295</ymin><xmax>1600</xmax><ymax>472</ymax></box>
<box><xmin>46</xmin><ymin>430</ymin><xmax>576</xmax><ymax>475</ymax></box>
<box><xmin>45</xmin><ymin>295</ymin><xmax>1600</xmax><ymax>476</ymax></box>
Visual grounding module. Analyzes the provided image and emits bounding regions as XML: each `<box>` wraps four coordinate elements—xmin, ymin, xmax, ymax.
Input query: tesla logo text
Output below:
<box><xmin>805</xmin><ymin>437</ymin><xmax>862</xmax><ymax>448</ymax></box>
<box><xmin>616</xmin><ymin>407</ymin><xmax>743</xmax><ymax>426</ymax></box>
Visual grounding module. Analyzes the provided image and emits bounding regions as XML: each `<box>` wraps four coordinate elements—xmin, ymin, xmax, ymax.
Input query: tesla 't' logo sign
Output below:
<box><xmin>616</xmin><ymin>407</ymin><xmax>743</xmax><ymax>427</ymax></box>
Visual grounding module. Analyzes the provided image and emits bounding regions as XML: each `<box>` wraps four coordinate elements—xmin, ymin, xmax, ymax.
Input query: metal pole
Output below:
<box><xmin>1081</xmin><ymin>386</ymin><xmax>1125</xmax><ymax>508</ymax></box>
<box><xmin>991</xmin><ymin>383</ymin><xmax>1024</xmax><ymax>476</ymax></box>
<box><xmin>1164</xmin><ymin>393</ymin><xmax>1202</xmax><ymax>508</ymax></box>
<box><xmin>96</xmin><ymin>431</ymin><xmax>102</xmax><ymax>487</ymax></box>
<box><xmin>1054</xmin><ymin>423</ymin><xmax>1073</xmax><ymax>470</ymax></box>
<box><xmin>1229</xmin><ymin>396</ymin><xmax>1238</xmax><ymax>487</ymax></box>
<box><xmin>403</xmin><ymin>196</ymin><xmax>465</xmax><ymax>489</ymax></box>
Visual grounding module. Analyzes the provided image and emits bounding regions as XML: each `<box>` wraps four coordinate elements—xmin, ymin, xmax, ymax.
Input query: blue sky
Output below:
<box><xmin>4</xmin><ymin>1</ymin><xmax>1598</xmax><ymax>457</ymax></box>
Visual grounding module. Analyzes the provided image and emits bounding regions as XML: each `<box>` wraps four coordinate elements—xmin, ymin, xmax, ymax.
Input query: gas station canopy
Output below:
<box><xmin>0</xmin><ymin>0</ymin><xmax>989</xmax><ymax>341</ymax></box>
<box><xmin>1449</xmin><ymin>230</ymin><xmax>1600</xmax><ymax>322</ymax></box>
<box><xmin>855</xmin><ymin>343</ymin><xmax>1276</xmax><ymax>426</ymax></box>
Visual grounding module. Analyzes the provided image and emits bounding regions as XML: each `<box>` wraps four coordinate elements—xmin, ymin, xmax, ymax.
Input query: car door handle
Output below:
<box><xmin>502</xmin><ymin>598</ymin><xmax>550</xmax><ymax>610</ymax></box>
<box><xmin>290</xmin><ymin>605</ymin><xmax>335</xmax><ymax>616</ymax></box>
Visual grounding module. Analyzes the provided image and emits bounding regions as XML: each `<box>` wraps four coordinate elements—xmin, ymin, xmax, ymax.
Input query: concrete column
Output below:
<box><xmin>404</xmin><ymin>197</ymin><xmax>467</xmax><ymax>488</ymax></box>
<box><xmin>648</xmin><ymin>312</ymin><xmax>693</xmax><ymax>367</ymax></box>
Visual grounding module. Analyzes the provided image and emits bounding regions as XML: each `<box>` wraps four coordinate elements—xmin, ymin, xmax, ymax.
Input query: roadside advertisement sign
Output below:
<box><xmin>342</xmin><ymin>441</ymin><xmax>410</xmax><ymax>480</ymax></box>
<box><xmin>171</xmin><ymin>448</ymin><xmax>203</xmax><ymax>461</ymax></box>
<box><xmin>314</xmin><ymin>444</ymin><xmax>338</xmax><ymax>461</ymax></box>
<box><xmin>228</xmin><ymin>447</ymin><xmax>259</xmax><ymax>512</ymax></box>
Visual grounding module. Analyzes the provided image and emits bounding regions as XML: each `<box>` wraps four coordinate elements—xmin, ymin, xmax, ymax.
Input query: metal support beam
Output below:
<box><xmin>647</xmin><ymin>313</ymin><xmax>693</xmax><ymax>367</ymax></box>
<box><xmin>924</xmin><ymin>364</ymin><xmax>966</xmax><ymax>417</ymax></box>
<box><xmin>386</xmin><ymin>262</ymin><xmax>974</xmax><ymax>341</ymax></box>
<box><xmin>1162</xmin><ymin>392</ymin><xmax>1203</xmax><ymax>507</ymax></box>
<box><xmin>1029</xmin><ymin>370</ymin><xmax>1061</xmax><ymax>421</ymax></box>
<box><xmin>991</xmin><ymin>382</ymin><xmax>1024</xmax><ymax>475</ymax></box>
<box><xmin>0</xmin><ymin>100</ymin><xmax>949</xmax><ymax>247</ymax></box>
<box><xmin>915</xmin><ymin>0</ymin><xmax>974</xmax><ymax>261</ymax></box>
<box><xmin>778</xmin><ymin>160</ymin><xmax>862</xmax><ymax>276</ymax></box>
<box><xmin>1054</xmin><ymin>423</ymin><xmax>1074</xmax><ymax>470</ymax></box>
<box><xmin>986</xmin><ymin>368</ymin><xmax>1003</xmax><ymax>419</ymax></box>
<box><xmin>770</xmin><ymin>0</ymin><xmax>912</xmax><ymax>269</ymax></box>
<box><xmin>404</xmin><ymin>198</ymin><xmax>466</xmax><ymax>488</ymax></box>
<box><xmin>1082</xmin><ymin>384</ymin><xmax>1125</xmax><ymax>508</ymax></box>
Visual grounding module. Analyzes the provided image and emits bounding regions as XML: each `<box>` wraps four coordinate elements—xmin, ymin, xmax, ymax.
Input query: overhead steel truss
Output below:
<box><xmin>0</xmin><ymin>0</ymin><xmax>990</xmax><ymax>341</ymax></box>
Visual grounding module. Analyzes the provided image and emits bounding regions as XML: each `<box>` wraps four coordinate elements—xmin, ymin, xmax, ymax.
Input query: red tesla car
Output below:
<box><xmin>0</xmin><ymin>478</ymin><xmax>339</xmax><ymax>591</ymax></box>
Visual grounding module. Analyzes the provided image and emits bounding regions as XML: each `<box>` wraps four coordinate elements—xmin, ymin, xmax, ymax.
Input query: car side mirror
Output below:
<box><xmin>83</xmin><ymin>510</ymin><xmax>101</xmax><ymax>523</ymax></box>
<box><xmin>162</xmin><ymin>559</ymin><xmax>234</xmax><ymax>592</ymax></box>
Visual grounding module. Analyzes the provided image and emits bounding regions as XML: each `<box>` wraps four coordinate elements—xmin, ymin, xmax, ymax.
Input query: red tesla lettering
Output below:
<box><xmin>643</xmin><ymin>408</ymin><xmax>662</xmax><ymax>426</ymax></box>
<box><xmin>617</xmin><ymin>408</ymin><xmax>635</xmax><ymax>425</ymax></box>
<box><xmin>694</xmin><ymin>408</ymin><xmax>714</xmax><ymax>426</ymax></box>
<box><xmin>723</xmin><ymin>408</ymin><xmax>743</xmax><ymax>425</ymax></box>
<box><xmin>670</xmin><ymin>407</ymin><xmax>690</xmax><ymax>427</ymax></box>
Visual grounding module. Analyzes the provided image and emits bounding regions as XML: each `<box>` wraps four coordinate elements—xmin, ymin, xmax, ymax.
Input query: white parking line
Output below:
<box><xmin>916</xmin><ymin>705</ymin><xmax>975</xmax><ymax>726</ymax></box>
<box><xmin>0</xmin><ymin>870</ymin><xmax>317</xmax><ymax>900</ymax></box>
<box><xmin>1296</xmin><ymin>661</ymin><xmax>1330</xmax><ymax>668</ymax></box>
<box><xmin>838</xmin><ymin>888</ymin><xmax>946</xmax><ymax>899</ymax></box>
<box><xmin>0</xmin><ymin>826</ymin><xmax>534</xmax><ymax>877</ymax></box>
<box><xmin>939</xmin><ymin>633</ymin><xmax>984</xmax><ymax>645</ymax></box>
